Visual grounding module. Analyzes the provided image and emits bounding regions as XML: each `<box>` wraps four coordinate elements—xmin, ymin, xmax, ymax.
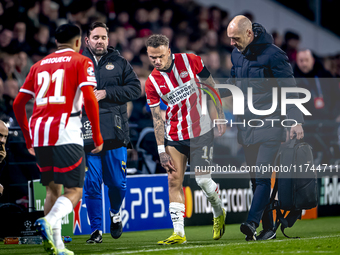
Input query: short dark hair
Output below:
<box><xmin>87</xmin><ymin>22</ymin><xmax>109</xmax><ymax>38</ymax></box>
<box><xmin>284</xmin><ymin>31</ymin><xmax>300</xmax><ymax>42</ymax></box>
<box><xmin>55</xmin><ymin>23</ymin><xmax>81</xmax><ymax>43</ymax></box>
<box><xmin>145</xmin><ymin>34</ymin><xmax>169</xmax><ymax>48</ymax></box>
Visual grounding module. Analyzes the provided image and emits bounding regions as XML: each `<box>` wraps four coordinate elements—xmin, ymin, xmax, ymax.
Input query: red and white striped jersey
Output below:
<box><xmin>145</xmin><ymin>53</ymin><xmax>212</xmax><ymax>141</ymax></box>
<box><xmin>19</xmin><ymin>48</ymin><xmax>97</xmax><ymax>147</ymax></box>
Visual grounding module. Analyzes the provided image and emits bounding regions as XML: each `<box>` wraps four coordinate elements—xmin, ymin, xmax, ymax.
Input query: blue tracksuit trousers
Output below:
<box><xmin>84</xmin><ymin>147</ymin><xmax>127</xmax><ymax>233</ymax></box>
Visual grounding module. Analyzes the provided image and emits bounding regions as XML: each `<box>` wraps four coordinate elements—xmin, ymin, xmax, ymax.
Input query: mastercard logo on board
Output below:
<box><xmin>183</xmin><ymin>186</ymin><xmax>193</xmax><ymax>218</ymax></box>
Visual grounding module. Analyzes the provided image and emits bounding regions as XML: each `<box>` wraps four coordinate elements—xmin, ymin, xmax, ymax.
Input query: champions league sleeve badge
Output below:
<box><xmin>87</xmin><ymin>66</ymin><xmax>94</xmax><ymax>76</ymax></box>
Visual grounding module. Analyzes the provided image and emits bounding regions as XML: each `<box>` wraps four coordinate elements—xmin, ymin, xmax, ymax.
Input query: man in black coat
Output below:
<box><xmin>294</xmin><ymin>49</ymin><xmax>340</xmax><ymax>120</ymax></box>
<box><xmin>82</xmin><ymin>22</ymin><xmax>141</xmax><ymax>243</ymax></box>
<box><xmin>294</xmin><ymin>49</ymin><xmax>340</xmax><ymax>164</ymax></box>
<box><xmin>0</xmin><ymin>120</ymin><xmax>8</xmax><ymax>197</ymax></box>
<box><xmin>225</xmin><ymin>16</ymin><xmax>304</xmax><ymax>241</ymax></box>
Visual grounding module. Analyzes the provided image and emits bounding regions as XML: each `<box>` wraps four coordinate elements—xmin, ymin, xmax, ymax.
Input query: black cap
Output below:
<box><xmin>55</xmin><ymin>23</ymin><xmax>81</xmax><ymax>44</ymax></box>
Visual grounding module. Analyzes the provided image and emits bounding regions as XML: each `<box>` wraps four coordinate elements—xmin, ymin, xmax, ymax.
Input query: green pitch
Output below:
<box><xmin>1</xmin><ymin>216</ymin><xmax>339</xmax><ymax>255</ymax></box>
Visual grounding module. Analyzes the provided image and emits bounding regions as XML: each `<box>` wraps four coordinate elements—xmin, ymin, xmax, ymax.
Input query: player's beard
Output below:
<box><xmin>234</xmin><ymin>44</ymin><xmax>243</xmax><ymax>52</ymax></box>
<box><xmin>157</xmin><ymin>56</ymin><xmax>172</xmax><ymax>71</ymax></box>
<box><xmin>88</xmin><ymin>44</ymin><xmax>108</xmax><ymax>57</ymax></box>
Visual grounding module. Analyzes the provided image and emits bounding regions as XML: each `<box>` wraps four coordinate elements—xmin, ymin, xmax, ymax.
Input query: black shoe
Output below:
<box><xmin>240</xmin><ymin>222</ymin><xmax>257</xmax><ymax>241</ymax></box>
<box><xmin>256</xmin><ymin>229</ymin><xmax>276</xmax><ymax>241</ymax></box>
<box><xmin>110</xmin><ymin>212</ymin><xmax>123</xmax><ymax>239</ymax></box>
<box><xmin>86</xmin><ymin>230</ymin><xmax>102</xmax><ymax>243</ymax></box>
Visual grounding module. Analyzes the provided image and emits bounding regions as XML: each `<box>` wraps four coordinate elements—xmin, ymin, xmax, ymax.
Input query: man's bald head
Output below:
<box><xmin>296</xmin><ymin>49</ymin><xmax>315</xmax><ymax>74</ymax></box>
<box><xmin>0</xmin><ymin>120</ymin><xmax>8</xmax><ymax>146</ymax></box>
<box><xmin>227</xmin><ymin>15</ymin><xmax>254</xmax><ymax>52</ymax></box>
<box><xmin>229</xmin><ymin>15</ymin><xmax>252</xmax><ymax>33</ymax></box>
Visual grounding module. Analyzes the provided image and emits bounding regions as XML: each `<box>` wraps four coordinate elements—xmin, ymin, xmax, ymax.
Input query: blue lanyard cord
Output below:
<box><xmin>301</xmin><ymin>76</ymin><xmax>323</xmax><ymax>98</ymax></box>
<box><xmin>314</xmin><ymin>76</ymin><xmax>323</xmax><ymax>97</ymax></box>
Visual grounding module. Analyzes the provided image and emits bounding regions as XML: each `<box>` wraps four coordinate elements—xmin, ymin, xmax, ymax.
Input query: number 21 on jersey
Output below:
<box><xmin>36</xmin><ymin>69</ymin><xmax>65</xmax><ymax>106</ymax></box>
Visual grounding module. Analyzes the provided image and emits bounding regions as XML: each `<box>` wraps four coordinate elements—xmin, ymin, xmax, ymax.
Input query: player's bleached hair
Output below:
<box><xmin>145</xmin><ymin>34</ymin><xmax>169</xmax><ymax>48</ymax></box>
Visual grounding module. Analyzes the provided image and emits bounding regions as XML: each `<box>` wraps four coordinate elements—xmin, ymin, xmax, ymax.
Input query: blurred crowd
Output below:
<box><xmin>1</xmin><ymin>0</ymin><xmax>340</xmax><ymax>123</ymax></box>
<box><xmin>1</xmin><ymin>0</ymin><xmax>340</xmax><ymax>202</ymax></box>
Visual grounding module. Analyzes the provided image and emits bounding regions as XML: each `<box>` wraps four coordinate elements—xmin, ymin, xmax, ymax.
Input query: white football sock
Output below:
<box><xmin>52</xmin><ymin>218</ymin><xmax>64</xmax><ymax>250</ymax></box>
<box><xmin>45</xmin><ymin>196</ymin><xmax>73</xmax><ymax>228</ymax></box>
<box><xmin>110</xmin><ymin>210</ymin><xmax>121</xmax><ymax>223</ymax></box>
<box><xmin>196</xmin><ymin>174</ymin><xmax>223</xmax><ymax>218</ymax></box>
<box><xmin>91</xmin><ymin>230</ymin><xmax>103</xmax><ymax>235</ymax></box>
<box><xmin>169</xmin><ymin>202</ymin><xmax>185</xmax><ymax>237</ymax></box>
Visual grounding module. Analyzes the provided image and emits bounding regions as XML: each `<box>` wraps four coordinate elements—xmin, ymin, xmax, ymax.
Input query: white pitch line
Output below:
<box><xmin>291</xmin><ymin>252</ymin><xmax>334</xmax><ymax>254</ymax></box>
<box><xmin>99</xmin><ymin>234</ymin><xmax>340</xmax><ymax>255</ymax></box>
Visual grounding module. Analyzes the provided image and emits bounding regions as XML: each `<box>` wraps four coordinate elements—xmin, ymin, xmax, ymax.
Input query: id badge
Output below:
<box><xmin>314</xmin><ymin>97</ymin><xmax>325</xmax><ymax>109</ymax></box>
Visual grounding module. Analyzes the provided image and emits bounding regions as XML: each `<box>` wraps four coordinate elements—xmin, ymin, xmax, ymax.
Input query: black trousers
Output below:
<box><xmin>243</xmin><ymin>140</ymin><xmax>281</xmax><ymax>230</ymax></box>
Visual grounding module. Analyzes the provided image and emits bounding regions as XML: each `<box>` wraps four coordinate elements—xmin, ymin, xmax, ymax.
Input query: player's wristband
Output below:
<box><xmin>158</xmin><ymin>145</ymin><xmax>165</xmax><ymax>154</ymax></box>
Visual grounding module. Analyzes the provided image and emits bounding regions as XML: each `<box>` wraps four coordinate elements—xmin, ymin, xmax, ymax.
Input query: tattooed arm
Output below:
<box><xmin>201</xmin><ymin>75</ymin><xmax>227</xmax><ymax>136</ymax></box>
<box><xmin>150</xmin><ymin>105</ymin><xmax>176</xmax><ymax>172</ymax></box>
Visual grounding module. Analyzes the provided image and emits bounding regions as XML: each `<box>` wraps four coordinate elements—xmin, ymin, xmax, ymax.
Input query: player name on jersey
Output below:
<box><xmin>19</xmin><ymin>49</ymin><xmax>97</xmax><ymax>147</ymax></box>
<box><xmin>41</xmin><ymin>56</ymin><xmax>72</xmax><ymax>65</ymax></box>
<box><xmin>167</xmin><ymin>81</ymin><xmax>197</xmax><ymax>105</ymax></box>
<box><xmin>146</xmin><ymin>53</ymin><xmax>212</xmax><ymax>141</ymax></box>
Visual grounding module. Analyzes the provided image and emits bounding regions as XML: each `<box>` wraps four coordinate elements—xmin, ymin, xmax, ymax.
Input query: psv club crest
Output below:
<box><xmin>106</xmin><ymin>63</ymin><xmax>114</xmax><ymax>70</ymax></box>
<box><xmin>180</xmin><ymin>71</ymin><xmax>189</xmax><ymax>78</ymax></box>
